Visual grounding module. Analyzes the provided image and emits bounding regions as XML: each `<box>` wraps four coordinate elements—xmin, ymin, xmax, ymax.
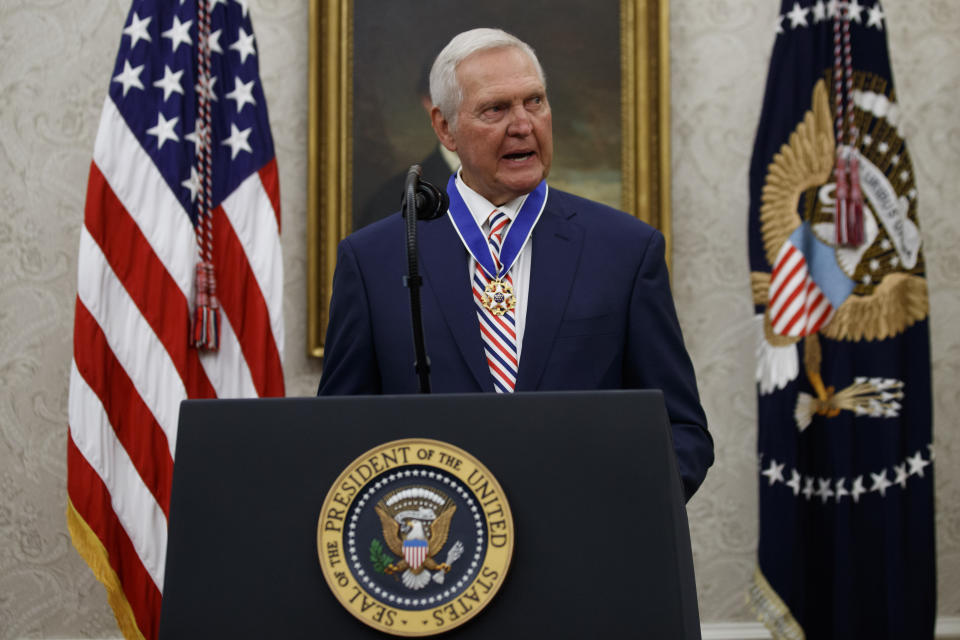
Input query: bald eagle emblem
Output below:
<box><xmin>753</xmin><ymin>77</ymin><xmax>926</xmax><ymax>429</ymax></box>
<box><xmin>373</xmin><ymin>486</ymin><xmax>463</xmax><ymax>591</ymax></box>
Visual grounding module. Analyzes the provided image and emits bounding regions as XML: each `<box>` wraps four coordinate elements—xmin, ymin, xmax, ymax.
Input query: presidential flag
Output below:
<box><xmin>67</xmin><ymin>1</ymin><xmax>284</xmax><ymax>638</ymax></box>
<box><xmin>747</xmin><ymin>1</ymin><xmax>934</xmax><ymax>638</ymax></box>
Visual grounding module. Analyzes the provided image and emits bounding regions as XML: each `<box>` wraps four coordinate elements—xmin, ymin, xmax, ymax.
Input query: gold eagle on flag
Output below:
<box><xmin>752</xmin><ymin>78</ymin><xmax>928</xmax><ymax>428</ymax></box>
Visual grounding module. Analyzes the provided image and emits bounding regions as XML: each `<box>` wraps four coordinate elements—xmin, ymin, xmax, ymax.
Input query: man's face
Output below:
<box><xmin>432</xmin><ymin>46</ymin><xmax>553</xmax><ymax>206</ymax></box>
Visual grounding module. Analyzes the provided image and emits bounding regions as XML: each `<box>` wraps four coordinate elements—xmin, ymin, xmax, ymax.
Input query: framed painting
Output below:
<box><xmin>307</xmin><ymin>0</ymin><xmax>671</xmax><ymax>357</ymax></box>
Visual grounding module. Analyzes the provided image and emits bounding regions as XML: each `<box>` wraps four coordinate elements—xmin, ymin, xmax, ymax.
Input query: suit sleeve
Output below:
<box><xmin>624</xmin><ymin>230</ymin><xmax>714</xmax><ymax>501</ymax></box>
<box><xmin>317</xmin><ymin>238</ymin><xmax>382</xmax><ymax>395</ymax></box>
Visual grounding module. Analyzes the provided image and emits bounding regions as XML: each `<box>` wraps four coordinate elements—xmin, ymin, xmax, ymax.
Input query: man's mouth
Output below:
<box><xmin>502</xmin><ymin>151</ymin><xmax>535</xmax><ymax>161</ymax></box>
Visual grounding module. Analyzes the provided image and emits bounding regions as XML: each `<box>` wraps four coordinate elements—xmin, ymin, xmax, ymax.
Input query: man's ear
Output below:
<box><xmin>431</xmin><ymin>106</ymin><xmax>457</xmax><ymax>152</ymax></box>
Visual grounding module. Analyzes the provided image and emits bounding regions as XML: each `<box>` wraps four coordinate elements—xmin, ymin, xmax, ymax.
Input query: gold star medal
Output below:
<box><xmin>482</xmin><ymin>277</ymin><xmax>516</xmax><ymax>316</ymax></box>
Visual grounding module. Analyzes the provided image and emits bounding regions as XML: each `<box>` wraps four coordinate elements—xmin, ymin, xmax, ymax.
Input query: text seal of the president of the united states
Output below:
<box><xmin>317</xmin><ymin>439</ymin><xmax>514</xmax><ymax>636</ymax></box>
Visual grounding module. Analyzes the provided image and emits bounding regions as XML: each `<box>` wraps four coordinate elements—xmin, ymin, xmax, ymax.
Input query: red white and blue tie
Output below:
<box><xmin>474</xmin><ymin>210</ymin><xmax>519</xmax><ymax>393</ymax></box>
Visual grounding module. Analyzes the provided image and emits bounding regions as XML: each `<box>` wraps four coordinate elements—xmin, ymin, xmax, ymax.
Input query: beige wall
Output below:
<box><xmin>0</xmin><ymin>1</ymin><xmax>956</xmax><ymax>636</ymax></box>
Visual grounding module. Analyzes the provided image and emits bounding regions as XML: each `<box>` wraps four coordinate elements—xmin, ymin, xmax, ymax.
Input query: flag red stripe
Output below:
<box><xmin>84</xmin><ymin>163</ymin><xmax>216</xmax><ymax>400</ymax></box>
<box><xmin>212</xmin><ymin>205</ymin><xmax>284</xmax><ymax>397</ymax></box>
<box><xmin>770</xmin><ymin>244</ymin><xmax>798</xmax><ymax>281</ymax></box>
<box><xmin>73</xmin><ymin>300</ymin><xmax>174</xmax><ymax>515</ymax></box>
<box><xmin>258</xmin><ymin>158</ymin><xmax>281</xmax><ymax>233</ymax></box>
<box><xmin>67</xmin><ymin>433</ymin><xmax>162</xmax><ymax>640</ymax></box>
<box><xmin>780</xmin><ymin>300</ymin><xmax>808</xmax><ymax>335</ymax></box>
<box><xmin>771</xmin><ymin>275</ymin><xmax>806</xmax><ymax>327</ymax></box>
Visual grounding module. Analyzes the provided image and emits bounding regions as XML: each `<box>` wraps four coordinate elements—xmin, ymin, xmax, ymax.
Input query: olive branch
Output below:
<box><xmin>369</xmin><ymin>539</ymin><xmax>395</xmax><ymax>574</ymax></box>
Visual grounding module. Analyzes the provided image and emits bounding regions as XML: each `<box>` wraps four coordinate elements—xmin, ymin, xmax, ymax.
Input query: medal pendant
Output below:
<box><xmin>482</xmin><ymin>278</ymin><xmax>517</xmax><ymax>316</ymax></box>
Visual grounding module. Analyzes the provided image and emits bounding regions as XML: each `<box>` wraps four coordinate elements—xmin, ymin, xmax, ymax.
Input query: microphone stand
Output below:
<box><xmin>402</xmin><ymin>165</ymin><xmax>448</xmax><ymax>394</ymax></box>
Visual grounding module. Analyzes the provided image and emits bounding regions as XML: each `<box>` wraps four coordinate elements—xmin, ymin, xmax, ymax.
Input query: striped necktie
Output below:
<box><xmin>473</xmin><ymin>210</ymin><xmax>518</xmax><ymax>393</ymax></box>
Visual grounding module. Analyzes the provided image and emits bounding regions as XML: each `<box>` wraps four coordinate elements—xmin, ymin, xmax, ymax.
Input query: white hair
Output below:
<box><xmin>429</xmin><ymin>28</ymin><xmax>546</xmax><ymax>129</ymax></box>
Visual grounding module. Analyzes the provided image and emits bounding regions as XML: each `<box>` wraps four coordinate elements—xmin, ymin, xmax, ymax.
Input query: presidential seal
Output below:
<box><xmin>317</xmin><ymin>439</ymin><xmax>514</xmax><ymax>636</ymax></box>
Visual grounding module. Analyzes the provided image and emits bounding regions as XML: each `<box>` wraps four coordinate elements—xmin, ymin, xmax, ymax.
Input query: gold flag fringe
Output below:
<box><xmin>67</xmin><ymin>499</ymin><xmax>146</xmax><ymax>640</ymax></box>
<box><xmin>747</xmin><ymin>567</ymin><xmax>806</xmax><ymax>640</ymax></box>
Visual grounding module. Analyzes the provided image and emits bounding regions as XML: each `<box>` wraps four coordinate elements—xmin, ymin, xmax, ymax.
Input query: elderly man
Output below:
<box><xmin>318</xmin><ymin>28</ymin><xmax>713</xmax><ymax>499</ymax></box>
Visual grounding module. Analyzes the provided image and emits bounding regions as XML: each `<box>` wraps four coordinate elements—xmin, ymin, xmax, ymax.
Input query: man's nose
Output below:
<box><xmin>506</xmin><ymin>105</ymin><xmax>533</xmax><ymax>136</ymax></box>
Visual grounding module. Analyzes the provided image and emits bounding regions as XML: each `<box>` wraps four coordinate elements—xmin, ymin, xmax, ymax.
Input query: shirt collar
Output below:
<box><xmin>455</xmin><ymin>169</ymin><xmax>527</xmax><ymax>228</ymax></box>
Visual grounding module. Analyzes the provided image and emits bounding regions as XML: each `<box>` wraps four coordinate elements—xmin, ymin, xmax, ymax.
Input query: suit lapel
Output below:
<box><xmin>516</xmin><ymin>199</ymin><xmax>583</xmax><ymax>391</ymax></box>
<box><xmin>418</xmin><ymin>215</ymin><xmax>493</xmax><ymax>391</ymax></box>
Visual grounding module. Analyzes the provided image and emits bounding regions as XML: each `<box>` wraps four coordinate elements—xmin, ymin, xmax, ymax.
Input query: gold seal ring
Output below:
<box><xmin>317</xmin><ymin>438</ymin><xmax>514</xmax><ymax>636</ymax></box>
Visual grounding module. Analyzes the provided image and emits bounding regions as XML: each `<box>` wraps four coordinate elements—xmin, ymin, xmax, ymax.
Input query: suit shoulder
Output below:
<box><xmin>548</xmin><ymin>188</ymin><xmax>660</xmax><ymax>242</ymax></box>
<box><xmin>342</xmin><ymin>211</ymin><xmax>405</xmax><ymax>252</ymax></box>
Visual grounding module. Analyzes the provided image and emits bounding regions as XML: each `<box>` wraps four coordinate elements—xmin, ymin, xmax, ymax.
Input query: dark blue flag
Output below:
<box><xmin>747</xmin><ymin>1</ymin><xmax>935</xmax><ymax>638</ymax></box>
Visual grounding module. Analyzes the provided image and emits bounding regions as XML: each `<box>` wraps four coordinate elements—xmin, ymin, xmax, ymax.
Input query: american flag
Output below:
<box><xmin>67</xmin><ymin>1</ymin><xmax>284</xmax><ymax>638</ymax></box>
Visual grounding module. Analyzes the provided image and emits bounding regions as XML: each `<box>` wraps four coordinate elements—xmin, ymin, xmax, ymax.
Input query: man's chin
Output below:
<box><xmin>497</xmin><ymin>168</ymin><xmax>547</xmax><ymax>200</ymax></box>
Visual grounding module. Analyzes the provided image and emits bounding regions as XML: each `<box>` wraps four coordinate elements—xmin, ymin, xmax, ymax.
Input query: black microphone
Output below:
<box><xmin>402</xmin><ymin>165</ymin><xmax>448</xmax><ymax>220</ymax></box>
<box><xmin>401</xmin><ymin>164</ymin><xmax>447</xmax><ymax>393</ymax></box>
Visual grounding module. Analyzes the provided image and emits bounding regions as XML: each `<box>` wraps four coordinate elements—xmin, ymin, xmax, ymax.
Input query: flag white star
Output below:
<box><xmin>850</xmin><ymin>475</ymin><xmax>866</xmax><ymax>502</ymax></box>
<box><xmin>774</xmin><ymin>14</ymin><xmax>785</xmax><ymax>35</ymax></box>
<box><xmin>185</xmin><ymin>117</ymin><xmax>208</xmax><ymax>149</ymax></box>
<box><xmin>900</xmin><ymin>170</ymin><xmax>910</xmax><ymax>181</ymax></box>
<box><xmin>786</xmin><ymin>469</ymin><xmax>802</xmax><ymax>495</ymax></box>
<box><xmin>234</xmin><ymin>0</ymin><xmax>251</xmax><ymax>17</ymax></box>
<box><xmin>826</xmin><ymin>0</ymin><xmax>840</xmax><ymax>19</ymax></box>
<box><xmin>834</xmin><ymin>478</ymin><xmax>849</xmax><ymax>502</ymax></box>
<box><xmin>815</xmin><ymin>478</ymin><xmax>834</xmax><ymax>503</ymax></box>
<box><xmin>866</xmin><ymin>5</ymin><xmax>885</xmax><ymax>30</ymax></box>
<box><xmin>153</xmin><ymin>65</ymin><xmax>185</xmax><ymax>102</ymax></box>
<box><xmin>893</xmin><ymin>463</ymin><xmax>908</xmax><ymax>488</ymax></box>
<box><xmin>802</xmin><ymin>476</ymin><xmax>815</xmax><ymax>501</ymax></box>
<box><xmin>195</xmin><ymin>73</ymin><xmax>219</xmax><ymax>102</ymax></box>
<box><xmin>847</xmin><ymin>0</ymin><xmax>865</xmax><ymax>23</ymax></box>
<box><xmin>870</xmin><ymin>470</ymin><xmax>891</xmax><ymax>496</ymax></box>
<box><xmin>811</xmin><ymin>0</ymin><xmax>826</xmax><ymax>23</ymax></box>
<box><xmin>878</xmin><ymin>141</ymin><xmax>889</xmax><ymax>153</ymax></box>
<box><xmin>889</xmin><ymin>255</ymin><xmax>900</xmax><ymax>268</ymax></box>
<box><xmin>112</xmin><ymin>60</ymin><xmax>145</xmax><ymax>96</ymax></box>
<box><xmin>890</xmin><ymin>154</ymin><xmax>899</xmax><ymax>165</ymax></box>
<box><xmin>907</xmin><ymin>451</ymin><xmax>931</xmax><ymax>477</ymax></box>
<box><xmin>123</xmin><ymin>12</ymin><xmax>152</xmax><ymax>48</ymax></box>
<box><xmin>162</xmin><ymin>16</ymin><xmax>193</xmax><ymax>52</ymax></box>
<box><xmin>863</xmin><ymin>133</ymin><xmax>873</xmax><ymax>146</ymax></box>
<box><xmin>182</xmin><ymin>166</ymin><xmax>201</xmax><ymax>202</ymax></box>
<box><xmin>222</xmin><ymin>123</ymin><xmax>253</xmax><ymax>159</ymax></box>
<box><xmin>146</xmin><ymin>113</ymin><xmax>180</xmax><ymax>150</ymax></box>
<box><xmin>230</xmin><ymin>27</ymin><xmax>257</xmax><ymax>64</ymax></box>
<box><xmin>786</xmin><ymin>2</ymin><xmax>809</xmax><ymax>29</ymax></box>
<box><xmin>762</xmin><ymin>459</ymin><xmax>785</xmax><ymax>486</ymax></box>
<box><xmin>226</xmin><ymin>76</ymin><xmax>257</xmax><ymax>112</ymax></box>
<box><xmin>202</xmin><ymin>28</ymin><xmax>224</xmax><ymax>55</ymax></box>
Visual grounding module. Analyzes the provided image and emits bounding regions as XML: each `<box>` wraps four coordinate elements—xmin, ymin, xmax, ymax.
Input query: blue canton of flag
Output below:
<box><xmin>68</xmin><ymin>1</ymin><xmax>284</xmax><ymax>639</ymax></box>
<box><xmin>110</xmin><ymin>0</ymin><xmax>274</xmax><ymax>217</ymax></box>
<box><xmin>747</xmin><ymin>1</ymin><xmax>934</xmax><ymax>638</ymax></box>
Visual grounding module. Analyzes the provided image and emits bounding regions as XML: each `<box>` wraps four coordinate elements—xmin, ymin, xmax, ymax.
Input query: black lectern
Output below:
<box><xmin>159</xmin><ymin>390</ymin><xmax>701</xmax><ymax>639</ymax></box>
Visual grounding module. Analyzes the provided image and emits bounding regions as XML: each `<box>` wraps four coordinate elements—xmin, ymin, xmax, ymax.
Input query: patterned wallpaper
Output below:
<box><xmin>0</xmin><ymin>1</ymin><xmax>955</xmax><ymax>637</ymax></box>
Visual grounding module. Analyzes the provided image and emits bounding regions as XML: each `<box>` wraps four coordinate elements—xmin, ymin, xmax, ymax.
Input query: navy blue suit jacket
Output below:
<box><xmin>318</xmin><ymin>188</ymin><xmax>713</xmax><ymax>499</ymax></box>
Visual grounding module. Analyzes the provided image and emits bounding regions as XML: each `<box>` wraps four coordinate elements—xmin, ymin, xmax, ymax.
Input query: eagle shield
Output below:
<box><xmin>403</xmin><ymin>539</ymin><xmax>428</xmax><ymax>570</ymax></box>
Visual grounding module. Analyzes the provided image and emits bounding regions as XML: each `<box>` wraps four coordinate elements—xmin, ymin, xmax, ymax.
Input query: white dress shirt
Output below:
<box><xmin>453</xmin><ymin>171</ymin><xmax>535</xmax><ymax>361</ymax></box>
